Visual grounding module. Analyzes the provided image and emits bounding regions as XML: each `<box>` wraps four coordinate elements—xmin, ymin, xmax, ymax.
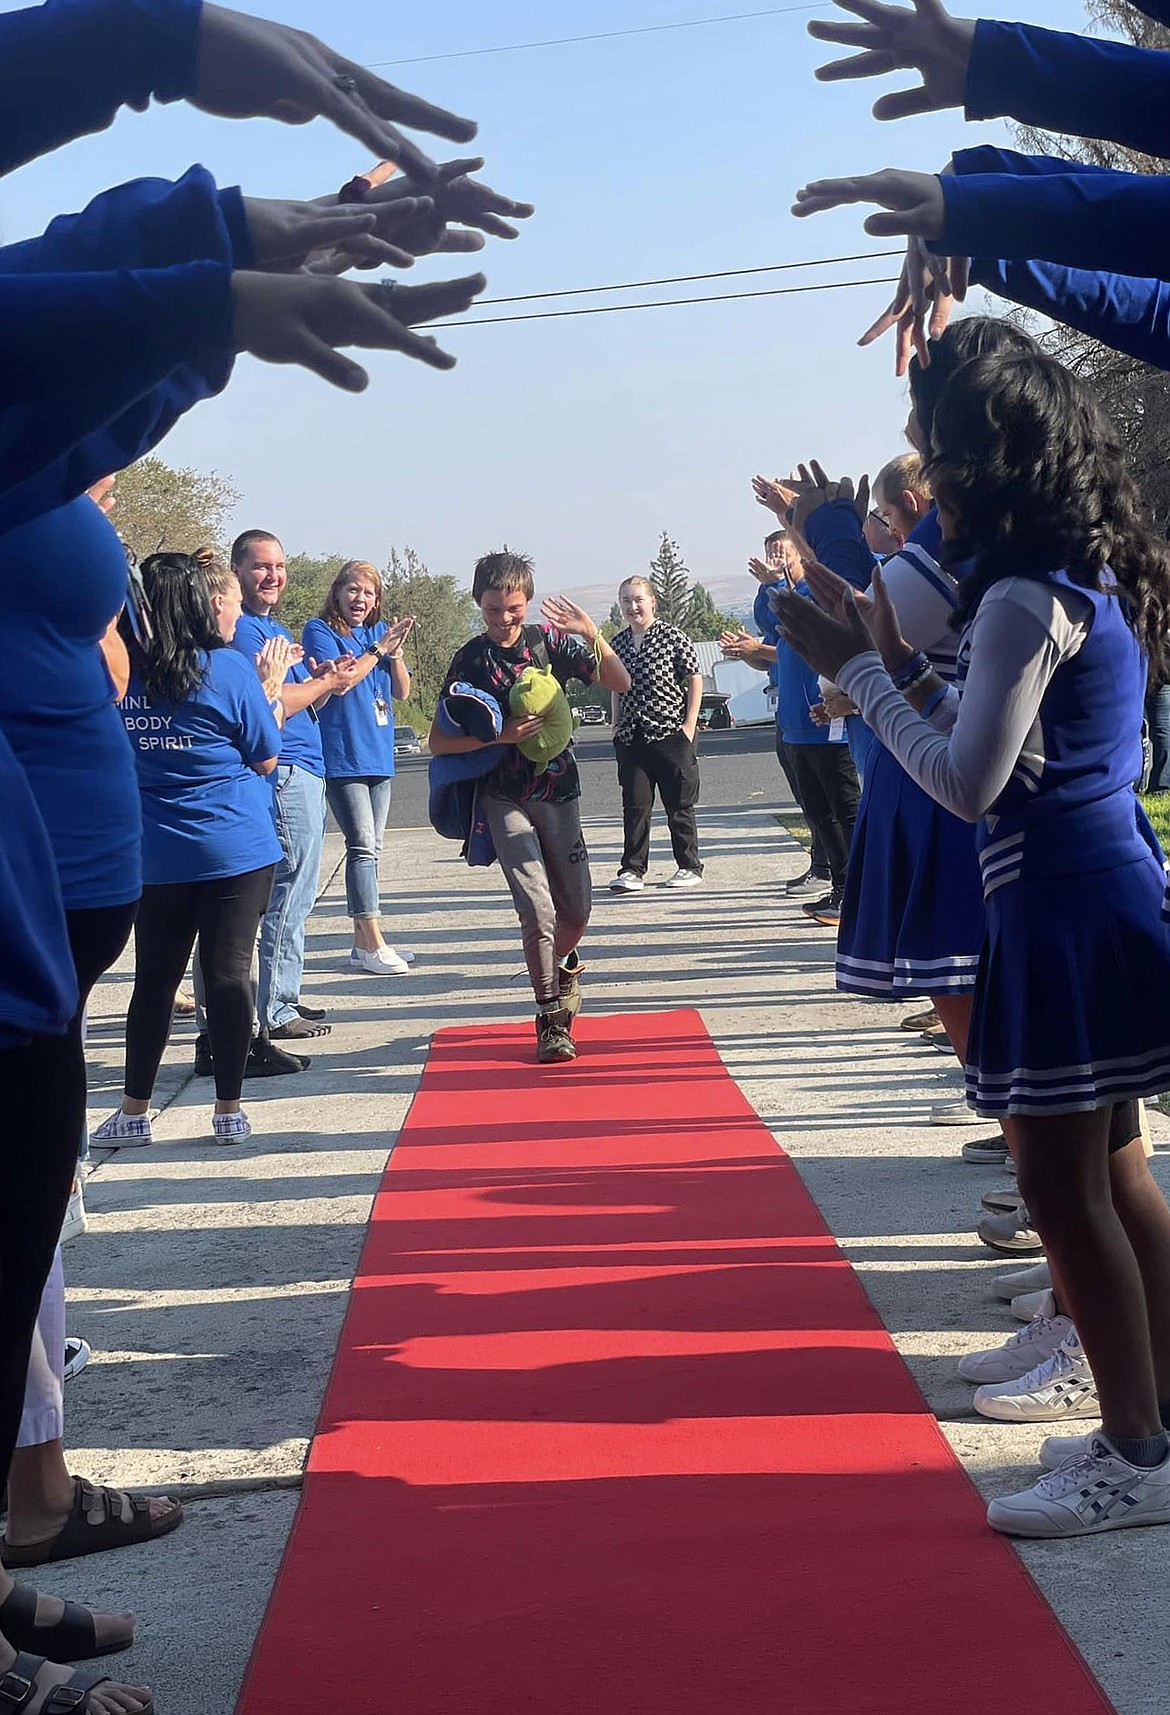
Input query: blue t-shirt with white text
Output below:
<box><xmin>232</xmin><ymin>610</ymin><xmax>324</xmax><ymax>776</ymax></box>
<box><xmin>301</xmin><ymin>618</ymin><xmax>400</xmax><ymax>780</ymax></box>
<box><xmin>121</xmin><ymin>648</ymin><xmax>282</xmax><ymax>886</ymax></box>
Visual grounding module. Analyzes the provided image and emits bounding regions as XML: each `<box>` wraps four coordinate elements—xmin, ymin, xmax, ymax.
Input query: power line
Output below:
<box><xmin>429</xmin><ymin>274</ymin><xmax>900</xmax><ymax>329</ymax></box>
<box><xmin>371</xmin><ymin>5</ymin><xmax>817</xmax><ymax>67</ymax></box>
<box><xmin>473</xmin><ymin>250</ymin><xmax>903</xmax><ymax>308</ymax></box>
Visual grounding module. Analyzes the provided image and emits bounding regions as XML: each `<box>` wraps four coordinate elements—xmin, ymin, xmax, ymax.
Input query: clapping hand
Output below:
<box><xmin>380</xmin><ymin>615</ymin><xmax>416</xmax><ymax>654</ymax></box>
<box><xmin>771</xmin><ymin>581</ymin><xmax>877</xmax><ymax>682</ymax></box>
<box><xmin>719</xmin><ymin>628</ymin><xmax>755</xmax><ymax>658</ymax></box>
<box><xmin>752</xmin><ymin>475</ymin><xmax>796</xmax><ymax>522</ymax></box>
<box><xmin>244</xmin><ymin>194</ymin><xmax>439</xmax><ymax>274</ymax></box>
<box><xmin>807</xmin><ymin>0</ymin><xmax>977</xmax><ymax>122</ymax></box>
<box><xmin>255</xmin><ymin>635</ymin><xmax>301</xmax><ymax>699</ymax></box>
<box><xmin>307</xmin><ymin>654</ymin><xmax>362</xmax><ymax>695</ymax></box>
<box><xmin>540</xmin><ymin>596</ymin><xmax>598</xmax><ymax>642</ymax></box>
<box><xmin>785</xmin><ymin>461</ymin><xmax>871</xmax><ymax>535</ymax></box>
<box><xmin>749</xmin><ymin>556</ymin><xmax>784</xmax><ymax>585</ymax></box>
<box><xmin>802</xmin><ymin>561</ymin><xmax>910</xmax><ymax>670</ymax></box>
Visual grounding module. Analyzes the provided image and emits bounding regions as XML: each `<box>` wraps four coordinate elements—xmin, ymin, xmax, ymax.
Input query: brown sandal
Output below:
<box><xmin>0</xmin><ymin>1478</ymin><xmax>182</xmax><ymax>1568</ymax></box>
<box><xmin>0</xmin><ymin>1650</ymin><xmax>153</xmax><ymax>1713</ymax></box>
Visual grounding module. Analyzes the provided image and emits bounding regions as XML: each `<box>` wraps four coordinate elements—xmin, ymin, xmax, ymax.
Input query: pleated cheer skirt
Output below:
<box><xmin>967</xmin><ymin>806</ymin><xmax>1170</xmax><ymax>1117</ymax></box>
<box><xmin>836</xmin><ymin>741</ymin><xmax>985</xmax><ymax>999</ymax></box>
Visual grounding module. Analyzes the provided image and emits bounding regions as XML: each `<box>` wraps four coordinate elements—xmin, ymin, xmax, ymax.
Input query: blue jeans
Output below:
<box><xmin>258</xmin><ymin>766</ymin><xmax>326</xmax><ymax>1031</ymax></box>
<box><xmin>1148</xmin><ymin>684</ymin><xmax>1170</xmax><ymax>792</ymax></box>
<box><xmin>326</xmin><ymin>776</ymin><xmax>392</xmax><ymax>921</ymax></box>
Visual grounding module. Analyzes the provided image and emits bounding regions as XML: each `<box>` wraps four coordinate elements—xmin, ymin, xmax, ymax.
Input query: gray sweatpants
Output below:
<box><xmin>482</xmin><ymin>790</ymin><xmax>592</xmax><ymax>1005</ymax></box>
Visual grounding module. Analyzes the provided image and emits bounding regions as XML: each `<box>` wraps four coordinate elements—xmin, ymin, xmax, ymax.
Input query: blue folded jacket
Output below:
<box><xmin>428</xmin><ymin>683</ymin><xmax>504</xmax><ymax>865</ymax></box>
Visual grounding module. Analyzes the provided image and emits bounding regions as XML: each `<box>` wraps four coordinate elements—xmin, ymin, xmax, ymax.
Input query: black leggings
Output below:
<box><xmin>0</xmin><ymin>901</ymin><xmax>136</xmax><ymax>1494</ymax></box>
<box><xmin>125</xmin><ymin>866</ymin><xmax>275</xmax><ymax>1104</ymax></box>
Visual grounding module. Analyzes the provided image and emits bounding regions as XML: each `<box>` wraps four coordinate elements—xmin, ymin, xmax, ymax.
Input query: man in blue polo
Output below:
<box><xmin>231</xmin><ymin>529</ymin><xmax>356</xmax><ymax>1043</ymax></box>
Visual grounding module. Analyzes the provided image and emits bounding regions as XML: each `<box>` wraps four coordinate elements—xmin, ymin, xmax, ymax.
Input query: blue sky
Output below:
<box><xmin>2</xmin><ymin>0</ymin><xmax>1088</xmax><ymax>605</ymax></box>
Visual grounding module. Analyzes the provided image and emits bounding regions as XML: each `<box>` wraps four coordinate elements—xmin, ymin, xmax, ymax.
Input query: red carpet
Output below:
<box><xmin>236</xmin><ymin>1010</ymin><xmax>1115</xmax><ymax>1715</ymax></box>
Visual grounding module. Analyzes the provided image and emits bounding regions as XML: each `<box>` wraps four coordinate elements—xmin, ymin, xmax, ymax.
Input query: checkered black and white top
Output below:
<box><xmin>611</xmin><ymin>621</ymin><xmax>700</xmax><ymax>743</ymax></box>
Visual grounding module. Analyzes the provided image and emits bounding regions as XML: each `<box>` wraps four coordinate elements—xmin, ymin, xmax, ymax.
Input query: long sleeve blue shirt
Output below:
<box><xmin>966</xmin><ymin>16</ymin><xmax>1170</xmax><ymax>161</ymax></box>
<box><xmin>949</xmin><ymin>146</ymin><xmax>1170</xmax><ymax>374</ymax></box>
<box><xmin>0</xmin><ymin>0</ymin><xmax>200</xmax><ymax>177</ymax></box>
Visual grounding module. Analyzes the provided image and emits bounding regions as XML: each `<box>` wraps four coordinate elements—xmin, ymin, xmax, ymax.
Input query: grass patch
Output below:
<box><xmin>1140</xmin><ymin>791</ymin><xmax>1170</xmax><ymax>851</ymax></box>
<box><xmin>773</xmin><ymin>808</ymin><xmax>811</xmax><ymax>850</ymax></box>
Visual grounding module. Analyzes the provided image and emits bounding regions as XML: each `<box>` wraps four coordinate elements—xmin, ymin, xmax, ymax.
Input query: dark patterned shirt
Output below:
<box><xmin>611</xmin><ymin>621</ymin><xmax>700</xmax><ymax>742</ymax></box>
<box><xmin>445</xmin><ymin>624</ymin><xmax>596</xmax><ymax>804</ymax></box>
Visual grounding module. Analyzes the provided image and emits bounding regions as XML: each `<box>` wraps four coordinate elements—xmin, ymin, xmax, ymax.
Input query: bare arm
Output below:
<box><xmin>681</xmin><ymin>671</ymin><xmax>703</xmax><ymax>739</ymax></box>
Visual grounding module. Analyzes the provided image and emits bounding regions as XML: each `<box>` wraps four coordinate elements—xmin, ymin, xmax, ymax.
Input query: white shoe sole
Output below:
<box><xmin>994</xmin><ymin>1261</ymin><xmax>1051</xmax><ymax>1302</ymax></box>
<box><xmin>988</xmin><ymin>1494</ymin><xmax>1170</xmax><ymax>1538</ymax></box>
<box><xmin>974</xmin><ymin>1386</ymin><xmax>1099</xmax><ymax>1423</ymax></box>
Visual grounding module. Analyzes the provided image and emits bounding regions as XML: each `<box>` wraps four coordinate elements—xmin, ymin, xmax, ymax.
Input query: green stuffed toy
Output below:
<box><xmin>509</xmin><ymin>663</ymin><xmax>575</xmax><ymax>773</ymax></box>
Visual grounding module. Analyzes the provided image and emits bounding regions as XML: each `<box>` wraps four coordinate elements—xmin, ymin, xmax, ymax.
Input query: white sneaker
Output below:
<box><xmin>60</xmin><ymin>1179</ymin><xmax>87</xmax><ymax>1243</ymax></box>
<box><xmin>957</xmin><ymin>1313</ymin><xmax>1075</xmax><ymax>1384</ymax></box>
<box><xmin>349</xmin><ymin>945</ymin><xmax>411</xmax><ymax>975</ymax></box>
<box><xmin>973</xmin><ymin>1328</ymin><xmax>1098</xmax><ymax>1422</ymax></box>
<box><xmin>608</xmin><ymin>870</ymin><xmax>644</xmax><ymax>893</ymax></box>
<box><xmin>395</xmin><ymin>948</ymin><xmax>416</xmax><ymax>965</ymax></box>
<box><xmin>91</xmin><ymin>1110</ymin><xmax>153</xmax><ymax>1147</ymax></box>
<box><xmin>663</xmin><ymin>868</ymin><xmax>703</xmax><ymax>889</ymax></box>
<box><xmin>961</xmin><ymin>1135</ymin><xmax>1009</xmax><ymax>1163</ymax></box>
<box><xmin>785</xmin><ymin>870</ymin><xmax>830</xmax><ymax>897</ymax></box>
<box><xmin>1011</xmin><ymin>1286</ymin><xmax>1057</xmax><ymax>1323</ymax></box>
<box><xmin>988</xmin><ymin>1434</ymin><xmax>1170</xmax><ymax>1538</ymax></box>
<box><xmin>994</xmin><ymin>1260</ymin><xmax>1051</xmax><ymax>1302</ymax></box>
<box><xmin>63</xmin><ymin>1336</ymin><xmax>91</xmax><ymax>1383</ymax></box>
<box><xmin>932</xmin><ymin>1097</ymin><xmax>979</xmax><ymax>1126</ymax></box>
<box><xmin>212</xmin><ymin>1110</ymin><xmax>253</xmax><ymax>1144</ymax></box>
<box><xmin>1039</xmin><ymin>1430</ymin><xmax>1100</xmax><ymax>1472</ymax></box>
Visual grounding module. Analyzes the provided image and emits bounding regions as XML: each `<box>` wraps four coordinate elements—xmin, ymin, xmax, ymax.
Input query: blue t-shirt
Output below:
<box><xmin>232</xmin><ymin>610</ymin><xmax>325</xmax><ymax>777</ymax></box>
<box><xmin>121</xmin><ymin>648</ymin><xmax>283</xmax><ymax>886</ymax></box>
<box><xmin>0</xmin><ymin>732</ymin><xmax>77</xmax><ymax>1045</ymax></box>
<box><xmin>0</xmin><ymin>495</ymin><xmax>142</xmax><ymax>908</ymax></box>
<box><xmin>301</xmin><ymin>618</ymin><xmax>401</xmax><ymax>780</ymax></box>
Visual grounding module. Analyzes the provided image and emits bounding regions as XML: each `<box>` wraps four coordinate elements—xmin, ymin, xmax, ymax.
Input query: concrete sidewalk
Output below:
<box><xmin>53</xmin><ymin>806</ymin><xmax>1169</xmax><ymax>1714</ymax></box>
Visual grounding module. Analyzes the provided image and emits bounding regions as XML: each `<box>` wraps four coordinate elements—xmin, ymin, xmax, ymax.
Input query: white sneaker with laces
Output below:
<box><xmin>973</xmin><ymin>1328</ymin><xmax>1098</xmax><ymax>1422</ymax></box>
<box><xmin>350</xmin><ymin>945</ymin><xmax>411</xmax><ymax>975</ymax></box>
<box><xmin>663</xmin><ymin>868</ymin><xmax>703</xmax><ymax>889</ymax></box>
<box><xmin>212</xmin><ymin>1110</ymin><xmax>253</xmax><ymax>1144</ymax></box>
<box><xmin>988</xmin><ymin>1434</ymin><xmax>1170</xmax><ymax>1538</ymax></box>
<box><xmin>994</xmin><ymin>1259</ymin><xmax>1051</xmax><ymax>1302</ymax></box>
<box><xmin>932</xmin><ymin>1097</ymin><xmax>980</xmax><ymax>1126</ymax></box>
<box><xmin>1039</xmin><ymin>1430</ymin><xmax>1100</xmax><ymax>1472</ymax></box>
<box><xmin>1011</xmin><ymin>1286</ymin><xmax>1057</xmax><ymax>1323</ymax></box>
<box><xmin>60</xmin><ymin>1179</ymin><xmax>87</xmax><ymax>1243</ymax></box>
<box><xmin>608</xmin><ymin>870</ymin><xmax>644</xmax><ymax>893</ymax></box>
<box><xmin>91</xmin><ymin>1110</ymin><xmax>153</xmax><ymax>1147</ymax></box>
<box><xmin>957</xmin><ymin>1313</ymin><xmax>1075</xmax><ymax>1384</ymax></box>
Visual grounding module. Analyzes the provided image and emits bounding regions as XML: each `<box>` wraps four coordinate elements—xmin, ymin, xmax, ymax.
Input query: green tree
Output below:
<box><xmin>112</xmin><ymin>457</ymin><xmax>240</xmax><ymax>562</ymax></box>
<box><xmin>686</xmin><ymin>581</ymin><xmax>736</xmax><ymax>642</ymax></box>
<box><xmin>382</xmin><ymin>546</ymin><xmax>479</xmax><ymax>722</ymax></box>
<box><xmin>649</xmin><ymin>533</ymin><xmax>692</xmax><ymax>626</ymax></box>
<box><xmin>608</xmin><ymin>601</ymin><xmax>624</xmax><ymax>629</ymax></box>
<box><xmin>1005</xmin><ymin>0</ymin><xmax>1170</xmax><ymax>528</ymax></box>
<box><xmin>278</xmin><ymin>553</ymin><xmax>347</xmax><ymax>639</ymax></box>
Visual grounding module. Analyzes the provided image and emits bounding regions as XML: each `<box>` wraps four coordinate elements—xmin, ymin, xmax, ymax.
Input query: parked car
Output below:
<box><xmin>394</xmin><ymin>726</ymin><xmax>422</xmax><ymax>757</ymax></box>
<box><xmin>696</xmin><ymin>692</ymin><xmax>733</xmax><ymax>732</ymax></box>
<box><xmin>579</xmin><ymin>705</ymin><xmax>608</xmax><ymax>725</ymax></box>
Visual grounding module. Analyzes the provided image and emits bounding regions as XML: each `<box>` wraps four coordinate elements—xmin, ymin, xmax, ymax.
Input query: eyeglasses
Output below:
<box><xmin>867</xmin><ymin>508</ymin><xmax>891</xmax><ymax>529</ymax></box>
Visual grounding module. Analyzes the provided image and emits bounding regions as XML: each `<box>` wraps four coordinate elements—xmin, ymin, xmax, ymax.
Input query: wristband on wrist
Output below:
<box><xmin>892</xmin><ymin>650</ymin><xmax>929</xmax><ymax>692</ymax></box>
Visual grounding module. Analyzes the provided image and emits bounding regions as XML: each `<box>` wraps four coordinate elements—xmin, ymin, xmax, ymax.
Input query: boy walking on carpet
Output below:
<box><xmin>429</xmin><ymin>550</ymin><xmax>630</xmax><ymax>1062</ymax></box>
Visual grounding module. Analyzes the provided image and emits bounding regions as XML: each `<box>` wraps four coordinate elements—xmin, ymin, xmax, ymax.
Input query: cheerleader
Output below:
<box><xmin>775</xmin><ymin>346</ymin><xmax>1170</xmax><ymax>1538</ymax></box>
<box><xmin>793</xmin><ymin>320</ymin><xmax>1035</xmax><ymax>1157</ymax></box>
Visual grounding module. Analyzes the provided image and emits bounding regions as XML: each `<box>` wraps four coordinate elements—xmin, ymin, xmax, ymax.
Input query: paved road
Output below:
<box><xmin>388</xmin><ymin>721</ymin><xmax>790</xmax><ymax>828</ymax></box>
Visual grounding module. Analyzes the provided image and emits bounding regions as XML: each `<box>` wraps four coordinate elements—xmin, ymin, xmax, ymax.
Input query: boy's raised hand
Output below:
<box><xmin>541</xmin><ymin>596</ymin><xmax>599</xmax><ymax>641</ymax></box>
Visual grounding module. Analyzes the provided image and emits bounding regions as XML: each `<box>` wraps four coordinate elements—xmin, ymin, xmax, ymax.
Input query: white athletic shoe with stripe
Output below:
<box><xmin>957</xmin><ymin>1313</ymin><xmax>1074</xmax><ymax>1385</ymax></box>
<box><xmin>1038</xmin><ymin>1431</ymin><xmax>1100</xmax><ymax>1472</ymax></box>
<box><xmin>988</xmin><ymin>1434</ymin><xmax>1170</xmax><ymax>1537</ymax></box>
<box><xmin>973</xmin><ymin>1328</ymin><xmax>1098</xmax><ymax>1422</ymax></box>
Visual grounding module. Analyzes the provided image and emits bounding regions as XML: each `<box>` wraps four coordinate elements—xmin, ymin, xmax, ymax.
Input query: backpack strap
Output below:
<box><xmin>523</xmin><ymin>623</ymin><xmax>552</xmax><ymax>672</ymax></box>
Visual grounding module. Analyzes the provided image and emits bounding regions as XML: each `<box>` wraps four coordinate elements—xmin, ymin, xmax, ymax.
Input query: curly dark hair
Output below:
<box><xmin>131</xmin><ymin>552</ymin><xmax>224</xmax><ymax>704</ymax></box>
<box><xmin>908</xmin><ymin>316</ymin><xmax>1037</xmax><ymax>450</ymax></box>
<box><xmin>926</xmin><ymin>350</ymin><xmax>1170</xmax><ymax>683</ymax></box>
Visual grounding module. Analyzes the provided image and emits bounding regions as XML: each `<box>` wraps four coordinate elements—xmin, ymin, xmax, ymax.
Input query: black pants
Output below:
<box><xmin>126</xmin><ymin>865</ymin><xmax>275</xmax><ymax>1104</ymax></box>
<box><xmin>776</xmin><ymin>731</ymin><xmax>829</xmax><ymax>878</ymax></box>
<box><xmin>0</xmin><ymin>900</ymin><xmax>136</xmax><ymax>1494</ymax></box>
<box><xmin>787</xmin><ymin>744</ymin><xmax>860</xmax><ymax>893</ymax></box>
<box><xmin>615</xmin><ymin>730</ymin><xmax>702</xmax><ymax>877</ymax></box>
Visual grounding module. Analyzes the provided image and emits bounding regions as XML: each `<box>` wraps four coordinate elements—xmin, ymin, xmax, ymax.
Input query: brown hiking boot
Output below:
<box><xmin>558</xmin><ymin>949</ymin><xmax>584</xmax><ymax>1019</ymax></box>
<box><xmin>536</xmin><ymin>1006</ymin><xmax>577</xmax><ymax>1063</ymax></box>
